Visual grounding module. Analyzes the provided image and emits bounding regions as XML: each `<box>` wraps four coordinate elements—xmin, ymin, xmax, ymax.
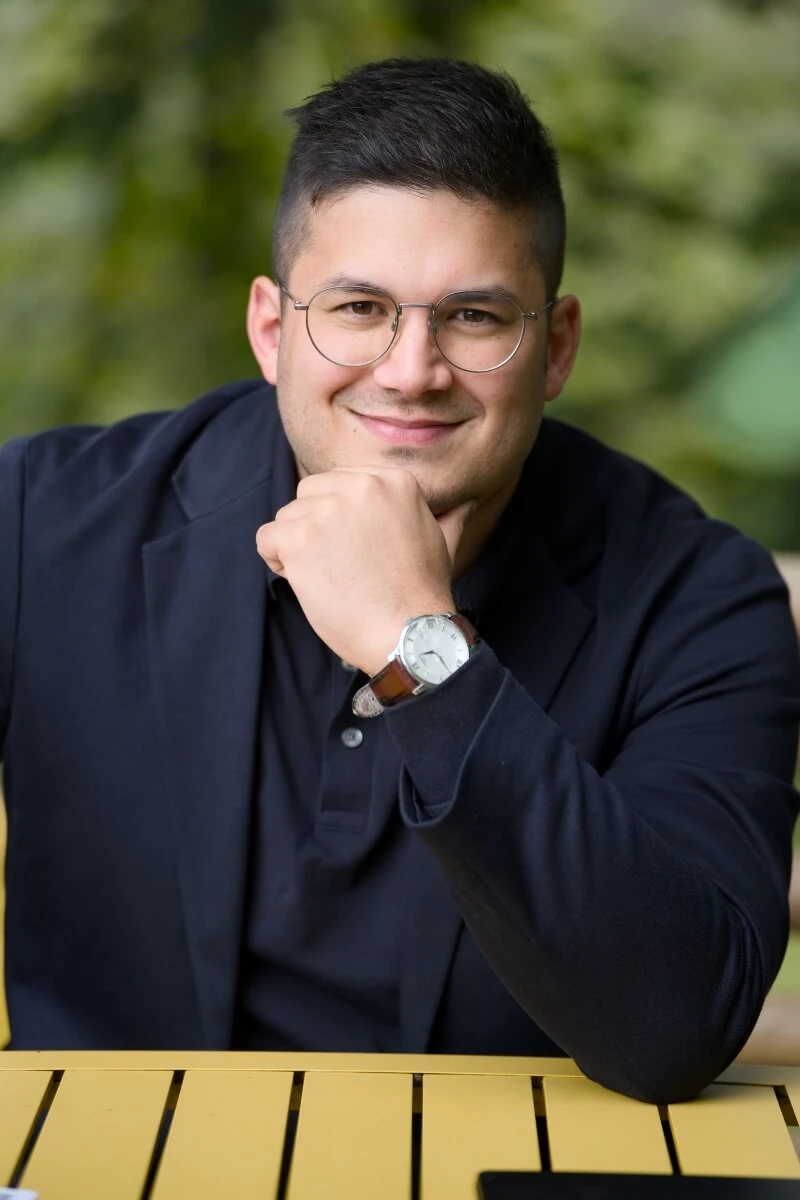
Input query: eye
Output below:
<box><xmin>323</xmin><ymin>291</ymin><xmax>393</xmax><ymax>321</ymax></box>
<box><xmin>451</xmin><ymin>307</ymin><xmax>498</xmax><ymax>326</ymax></box>
<box><xmin>340</xmin><ymin>300</ymin><xmax>385</xmax><ymax>318</ymax></box>
<box><xmin>438</xmin><ymin>294</ymin><xmax>518</xmax><ymax>332</ymax></box>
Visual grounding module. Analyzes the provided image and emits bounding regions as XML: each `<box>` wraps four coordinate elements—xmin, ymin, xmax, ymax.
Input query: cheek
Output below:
<box><xmin>480</xmin><ymin>379</ymin><xmax>536</xmax><ymax>432</ymax></box>
<box><xmin>277</xmin><ymin>339</ymin><xmax>350</xmax><ymax>409</ymax></box>
<box><xmin>475</xmin><ymin>375</ymin><xmax>545</xmax><ymax>466</ymax></box>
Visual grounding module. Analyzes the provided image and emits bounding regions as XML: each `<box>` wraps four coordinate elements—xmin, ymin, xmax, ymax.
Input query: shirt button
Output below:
<box><xmin>340</xmin><ymin>727</ymin><xmax>363</xmax><ymax>749</ymax></box>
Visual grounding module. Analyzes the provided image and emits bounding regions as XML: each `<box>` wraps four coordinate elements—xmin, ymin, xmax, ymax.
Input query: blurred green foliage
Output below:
<box><xmin>1</xmin><ymin>0</ymin><xmax>799</xmax><ymax>546</ymax></box>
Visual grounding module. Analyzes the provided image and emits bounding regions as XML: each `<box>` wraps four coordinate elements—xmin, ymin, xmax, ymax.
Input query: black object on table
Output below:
<box><xmin>478</xmin><ymin>1174</ymin><xmax>800</xmax><ymax>1198</ymax></box>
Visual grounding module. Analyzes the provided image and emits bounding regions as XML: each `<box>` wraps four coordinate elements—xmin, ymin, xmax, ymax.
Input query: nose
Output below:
<box><xmin>371</xmin><ymin>304</ymin><xmax>454</xmax><ymax>397</ymax></box>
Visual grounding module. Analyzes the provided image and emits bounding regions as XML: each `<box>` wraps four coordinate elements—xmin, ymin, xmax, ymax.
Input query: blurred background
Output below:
<box><xmin>1</xmin><ymin>0</ymin><xmax>799</xmax><ymax>1054</ymax></box>
<box><xmin>0</xmin><ymin>0</ymin><xmax>798</xmax><ymax>550</ymax></box>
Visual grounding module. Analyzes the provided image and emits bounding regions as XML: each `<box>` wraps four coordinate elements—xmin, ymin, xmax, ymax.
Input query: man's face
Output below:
<box><xmin>249</xmin><ymin>186</ymin><xmax>578</xmax><ymax>517</ymax></box>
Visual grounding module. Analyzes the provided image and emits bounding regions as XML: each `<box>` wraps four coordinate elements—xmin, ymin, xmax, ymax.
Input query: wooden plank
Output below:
<box><xmin>0</xmin><ymin>1050</ymin><xmax>585</xmax><ymax>1076</ymax></box>
<box><xmin>150</xmin><ymin>1070</ymin><xmax>293</xmax><ymax>1200</ymax></box>
<box><xmin>668</xmin><ymin>1083</ymin><xmax>800</xmax><ymax>1178</ymax></box>
<box><xmin>0</xmin><ymin>1071</ymin><xmax>51</xmax><ymax>1185</ymax></box>
<box><xmin>288</xmin><ymin>1071</ymin><xmax>411</xmax><ymax>1200</ymax></box>
<box><xmin>422</xmin><ymin>1073</ymin><xmax>540</xmax><ymax>1200</ymax></box>
<box><xmin>720</xmin><ymin>1063</ymin><xmax>800</xmax><ymax>1087</ymax></box>
<box><xmin>544</xmin><ymin>1075</ymin><xmax>672</xmax><ymax>1174</ymax></box>
<box><xmin>789</xmin><ymin>1128</ymin><xmax>800</xmax><ymax>1164</ymax></box>
<box><xmin>20</xmin><ymin>1069</ymin><xmax>172</xmax><ymax>1200</ymax></box>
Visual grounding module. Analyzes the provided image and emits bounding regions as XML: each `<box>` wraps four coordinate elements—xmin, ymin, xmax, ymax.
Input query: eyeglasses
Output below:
<box><xmin>278</xmin><ymin>283</ymin><xmax>554</xmax><ymax>373</ymax></box>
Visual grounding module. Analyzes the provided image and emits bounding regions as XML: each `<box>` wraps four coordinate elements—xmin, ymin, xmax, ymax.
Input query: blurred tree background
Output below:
<box><xmin>1</xmin><ymin>0</ymin><xmax>799</xmax><ymax>546</ymax></box>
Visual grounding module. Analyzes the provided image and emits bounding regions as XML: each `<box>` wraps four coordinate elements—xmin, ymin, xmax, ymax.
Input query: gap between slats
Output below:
<box><xmin>532</xmin><ymin>1078</ymin><xmax>552</xmax><ymax>1171</ymax></box>
<box><xmin>775</xmin><ymin>1085</ymin><xmax>800</xmax><ymax>1165</ymax></box>
<box><xmin>275</xmin><ymin>1071</ymin><xmax>305</xmax><ymax>1200</ymax></box>
<box><xmin>139</xmin><ymin>1071</ymin><xmax>185</xmax><ymax>1200</ymax></box>
<box><xmin>657</xmin><ymin>1104</ymin><xmax>681</xmax><ymax>1174</ymax></box>
<box><xmin>7</xmin><ymin>1070</ymin><xmax>63</xmax><ymax>1189</ymax></box>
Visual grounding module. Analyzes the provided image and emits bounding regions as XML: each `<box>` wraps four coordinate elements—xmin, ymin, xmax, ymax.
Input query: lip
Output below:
<box><xmin>352</xmin><ymin>412</ymin><xmax>463</xmax><ymax>446</ymax></box>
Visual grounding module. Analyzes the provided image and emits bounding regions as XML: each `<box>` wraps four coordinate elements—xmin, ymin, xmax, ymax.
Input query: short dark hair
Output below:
<box><xmin>273</xmin><ymin>58</ymin><xmax>566</xmax><ymax>298</ymax></box>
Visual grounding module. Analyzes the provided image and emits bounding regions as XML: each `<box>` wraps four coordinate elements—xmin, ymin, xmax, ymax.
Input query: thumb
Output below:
<box><xmin>436</xmin><ymin>500</ymin><xmax>476</xmax><ymax>567</ymax></box>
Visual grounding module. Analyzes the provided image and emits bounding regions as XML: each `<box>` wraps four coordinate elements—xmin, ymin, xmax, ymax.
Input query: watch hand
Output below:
<box><xmin>421</xmin><ymin>650</ymin><xmax>447</xmax><ymax>669</ymax></box>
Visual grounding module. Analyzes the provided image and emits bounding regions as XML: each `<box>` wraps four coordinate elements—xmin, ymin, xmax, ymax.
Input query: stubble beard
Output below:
<box><xmin>276</xmin><ymin>371</ymin><xmax>482</xmax><ymax>517</ymax></box>
<box><xmin>372</xmin><ymin>443</ymin><xmax>477</xmax><ymax>516</ymax></box>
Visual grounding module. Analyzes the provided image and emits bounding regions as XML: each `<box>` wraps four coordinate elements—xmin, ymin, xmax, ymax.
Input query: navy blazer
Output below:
<box><xmin>1</xmin><ymin>380</ymin><xmax>798</xmax><ymax>1103</ymax></box>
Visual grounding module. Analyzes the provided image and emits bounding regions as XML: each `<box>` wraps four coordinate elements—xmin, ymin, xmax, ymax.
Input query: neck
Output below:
<box><xmin>451</xmin><ymin>471</ymin><xmax>521</xmax><ymax>579</ymax></box>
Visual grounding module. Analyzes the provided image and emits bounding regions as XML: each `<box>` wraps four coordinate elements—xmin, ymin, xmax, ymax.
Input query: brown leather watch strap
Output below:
<box><xmin>448</xmin><ymin>613</ymin><xmax>480</xmax><ymax>644</ymax></box>
<box><xmin>369</xmin><ymin>657</ymin><xmax>421</xmax><ymax>709</ymax></box>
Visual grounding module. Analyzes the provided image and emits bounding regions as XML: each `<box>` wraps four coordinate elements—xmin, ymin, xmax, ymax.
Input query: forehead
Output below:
<box><xmin>290</xmin><ymin>186</ymin><xmax>542</xmax><ymax>297</ymax></box>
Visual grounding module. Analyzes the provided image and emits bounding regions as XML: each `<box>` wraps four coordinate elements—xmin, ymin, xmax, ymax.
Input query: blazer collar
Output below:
<box><xmin>170</xmin><ymin>380</ymin><xmax>284</xmax><ymax>521</ymax></box>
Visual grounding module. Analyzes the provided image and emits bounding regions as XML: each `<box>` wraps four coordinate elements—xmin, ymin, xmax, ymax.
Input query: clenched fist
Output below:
<box><xmin>256</xmin><ymin>467</ymin><xmax>472</xmax><ymax>676</ymax></box>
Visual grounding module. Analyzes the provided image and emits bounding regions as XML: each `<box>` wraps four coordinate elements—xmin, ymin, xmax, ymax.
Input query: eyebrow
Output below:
<box><xmin>315</xmin><ymin>274</ymin><xmax>526</xmax><ymax>306</ymax></box>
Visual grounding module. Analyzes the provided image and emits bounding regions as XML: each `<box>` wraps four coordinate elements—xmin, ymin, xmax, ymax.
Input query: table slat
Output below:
<box><xmin>0</xmin><ymin>1072</ymin><xmax>51</xmax><ymax>1186</ymax></box>
<box><xmin>150</xmin><ymin>1070</ymin><xmax>293</xmax><ymax>1200</ymax></box>
<box><xmin>669</xmin><ymin>1083</ymin><xmax>800</xmax><ymax>1178</ymax></box>
<box><xmin>789</xmin><ymin>1128</ymin><xmax>800</xmax><ymax>1164</ymax></box>
<box><xmin>288</xmin><ymin>1071</ymin><xmax>412</xmax><ymax>1200</ymax></box>
<box><xmin>422</xmin><ymin>1073</ymin><xmax>540</xmax><ymax>1200</ymax></box>
<box><xmin>544</xmin><ymin>1075</ymin><xmax>672</xmax><ymax>1174</ymax></box>
<box><xmin>21</xmin><ymin>1069</ymin><xmax>172</xmax><ymax>1200</ymax></box>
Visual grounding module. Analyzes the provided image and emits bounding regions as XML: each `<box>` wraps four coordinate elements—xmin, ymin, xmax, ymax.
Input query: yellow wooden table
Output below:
<box><xmin>1</xmin><ymin>1053</ymin><xmax>800</xmax><ymax>1199</ymax></box>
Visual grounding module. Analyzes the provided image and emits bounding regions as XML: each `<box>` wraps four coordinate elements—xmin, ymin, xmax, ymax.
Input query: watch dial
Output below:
<box><xmin>403</xmin><ymin>617</ymin><xmax>470</xmax><ymax>685</ymax></box>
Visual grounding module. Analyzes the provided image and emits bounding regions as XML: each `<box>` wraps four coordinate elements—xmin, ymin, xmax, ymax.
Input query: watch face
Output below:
<box><xmin>401</xmin><ymin>616</ymin><xmax>470</xmax><ymax>685</ymax></box>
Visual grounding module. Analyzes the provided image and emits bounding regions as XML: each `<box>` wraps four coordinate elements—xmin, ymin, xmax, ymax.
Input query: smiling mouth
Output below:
<box><xmin>357</xmin><ymin>415</ymin><xmax>458</xmax><ymax>428</ymax></box>
<box><xmin>352</xmin><ymin>411</ymin><xmax>464</xmax><ymax>446</ymax></box>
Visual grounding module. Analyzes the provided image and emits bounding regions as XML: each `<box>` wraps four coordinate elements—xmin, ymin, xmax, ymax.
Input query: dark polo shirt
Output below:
<box><xmin>233</xmin><ymin>423</ymin><xmax>526</xmax><ymax>1051</ymax></box>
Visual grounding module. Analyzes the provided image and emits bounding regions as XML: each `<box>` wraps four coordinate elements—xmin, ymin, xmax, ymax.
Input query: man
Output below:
<box><xmin>0</xmin><ymin>58</ymin><xmax>798</xmax><ymax>1104</ymax></box>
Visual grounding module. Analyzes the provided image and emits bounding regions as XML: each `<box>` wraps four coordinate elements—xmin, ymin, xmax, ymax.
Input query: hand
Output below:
<box><xmin>256</xmin><ymin>467</ymin><xmax>473</xmax><ymax>675</ymax></box>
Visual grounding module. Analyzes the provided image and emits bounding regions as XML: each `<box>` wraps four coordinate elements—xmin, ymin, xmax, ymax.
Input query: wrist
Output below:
<box><xmin>359</xmin><ymin>597</ymin><xmax>457</xmax><ymax>678</ymax></box>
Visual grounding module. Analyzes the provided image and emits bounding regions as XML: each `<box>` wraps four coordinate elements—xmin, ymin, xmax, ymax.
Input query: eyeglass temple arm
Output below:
<box><xmin>522</xmin><ymin>299</ymin><xmax>556</xmax><ymax>321</ymax></box>
<box><xmin>278</xmin><ymin>282</ymin><xmax>309</xmax><ymax>311</ymax></box>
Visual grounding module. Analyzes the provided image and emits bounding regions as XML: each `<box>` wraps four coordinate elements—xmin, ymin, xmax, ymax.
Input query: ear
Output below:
<box><xmin>544</xmin><ymin>294</ymin><xmax>581</xmax><ymax>403</ymax></box>
<box><xmin>247</xmin><ymin>276</ymin><xmax>283</xmax><ymax>385</ymax></box>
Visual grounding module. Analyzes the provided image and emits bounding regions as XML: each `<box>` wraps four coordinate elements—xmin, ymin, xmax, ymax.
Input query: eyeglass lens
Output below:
<box><xmin>305</xmin><ymin>287</ymin><xmax>526</xmax><ymax>371</ymax></box>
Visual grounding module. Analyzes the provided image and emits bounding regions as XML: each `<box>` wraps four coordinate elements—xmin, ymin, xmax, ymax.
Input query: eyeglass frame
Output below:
<box><xmin>277</xmin><ymin>281</ymin><xmax>555</xmax><ymax>374</ymax></box>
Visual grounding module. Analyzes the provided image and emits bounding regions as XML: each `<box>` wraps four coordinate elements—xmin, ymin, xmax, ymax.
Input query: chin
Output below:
<box><xmin>416</xmin><ymin>482</ymin><xmax>473</xmax><ymax>517</ymax></box>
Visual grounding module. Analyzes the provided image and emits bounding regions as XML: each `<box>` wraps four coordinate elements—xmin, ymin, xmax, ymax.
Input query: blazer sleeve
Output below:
<box><xmin>387</xmin><ymin>533</ymin><xmax>800</xmax><ymax>1103</ymax></box>
<box><xmin>0</xmin><ymin>438</ymin><xmax>26</xmax><ymax>758</ymax></box>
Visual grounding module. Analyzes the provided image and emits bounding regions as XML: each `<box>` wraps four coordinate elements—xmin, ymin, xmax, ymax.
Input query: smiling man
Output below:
<box><xmin>249</xmin><ymin>181</ymin><xmax>579</xmax><ymax>678</ymax></box>
<box><xmin>1</xmin><ymin>59</ymin><xmax>798</xmax><ymax>1104</ymax></box>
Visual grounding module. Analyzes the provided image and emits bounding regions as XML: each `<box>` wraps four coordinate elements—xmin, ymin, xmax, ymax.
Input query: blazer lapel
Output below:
<box><xmin>142</xmin><ymin>386</ymin><xmax>281</xmax><ymax>1047</ymax></box>
<box><xmin>144</xmin><ymin>488</ymin><xmax>271</xmax><ymax>1047</ymax></box>
<box><xmin>488</xmin><ymin>525</ymin><xmax>596</xmax><ymax>715</ymax></box>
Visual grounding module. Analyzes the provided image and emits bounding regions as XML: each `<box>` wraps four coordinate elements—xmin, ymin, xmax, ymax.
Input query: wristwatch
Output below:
<box><xmin>351</xmin><ymin>612</ymin><xmax>479</xmax><ymax>718</ymax></box>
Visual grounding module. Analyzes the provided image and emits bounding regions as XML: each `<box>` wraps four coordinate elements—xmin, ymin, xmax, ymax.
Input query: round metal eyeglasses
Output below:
<box><xmin>279</xmin><ymin>283</ymin><xmax>554</xmax><ymax>373</ymax></box>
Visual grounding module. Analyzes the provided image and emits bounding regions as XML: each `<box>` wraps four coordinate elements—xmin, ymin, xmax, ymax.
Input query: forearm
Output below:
<box><xmin>387</xmin><ymin>645</ymin><xmax>794</xmax><ymax>1102</ymax></box>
